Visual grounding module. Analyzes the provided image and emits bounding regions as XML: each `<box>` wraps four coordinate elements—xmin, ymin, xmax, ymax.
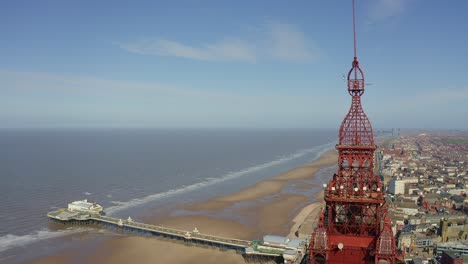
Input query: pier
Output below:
<box><xmin>47</xmin><ymin>206</ymin><xmax>307</xmax><ymax>263</ymax></box>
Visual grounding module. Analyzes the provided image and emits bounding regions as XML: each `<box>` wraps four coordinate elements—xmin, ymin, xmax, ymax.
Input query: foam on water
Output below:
<box><xmin>0</xmin><ymin>228</ymin><xmax>84</xmax><ymax>253</ymax></box>
<box><xmin>106</xmin><ymin>141</ymin><xmax>335</xmax><ymax>215</ymax></box>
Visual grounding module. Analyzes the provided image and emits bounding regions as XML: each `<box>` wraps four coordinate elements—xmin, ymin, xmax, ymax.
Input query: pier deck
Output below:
<box><xmin>48</xmin><ymin>209</ymin><xmax>252</xmax><ymax>249</ymax></box>
<box><xmin>47</xmin><ymin>208</ymin><xmax>307</xmax><ymax>263</ymax></box>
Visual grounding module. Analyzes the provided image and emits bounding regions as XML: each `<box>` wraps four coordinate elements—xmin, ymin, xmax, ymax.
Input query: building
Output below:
<box><xmin>439</xmin><ymin>217</ymin><xmax>468</xmax><ymax>242</ymax></box>
<box><xmin>388</xmin><ymin>177</ymin><xmax>419</xmax><ymax>195</ymax></box>
<box><xmin>414</xmin><ymin>233</ymin><xmax>434</xmax><ymax>248</ymax></box>
<box><xmin>436</xmin><ymin>240</ymin><xmax>468</xmax><ymax>255</ymax></box>
<box><xmin>440</xmin><ymin>250</ymin><xmax>467</xmax><ymax>264</ymax></box>
<box><xmin>67</xmin><ymin>199</ymin><xmax>103</xmax><ymax>214</ymax></box>
<box><xmin>397</xmin><ymin>231</ymin><xmax>414</xmax><ymax>251</ymax></box>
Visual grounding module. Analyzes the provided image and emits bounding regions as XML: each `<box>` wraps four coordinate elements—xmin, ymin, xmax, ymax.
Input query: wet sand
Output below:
<box><xmin>86</xmin><ymin>237</ymin><xmax>246</xmax><ymax>264</ymax></box>
<box><xmin>29</xmin><ymin>150</ymin><xmax>337</xmax><ymax>264</ymax></box>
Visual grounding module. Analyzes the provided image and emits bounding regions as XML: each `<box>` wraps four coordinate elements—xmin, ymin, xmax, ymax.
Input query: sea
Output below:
<box><xmin>0</xmin><ymin>128</ymin><xmax>337</xmax><ymax>263</ymax></box>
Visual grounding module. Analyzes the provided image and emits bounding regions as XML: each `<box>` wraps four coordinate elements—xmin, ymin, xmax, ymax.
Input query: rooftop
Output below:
<box><xmin>437</xmin><ymin>240</ymin><xmax>468</xmax><ymax>250</ymax></box>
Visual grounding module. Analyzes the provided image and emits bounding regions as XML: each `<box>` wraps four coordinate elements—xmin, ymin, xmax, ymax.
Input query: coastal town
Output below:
<box><xmin>378</xmin><ymin>132</ymin><xmax>468</xmax><ymax>263</ymax></box>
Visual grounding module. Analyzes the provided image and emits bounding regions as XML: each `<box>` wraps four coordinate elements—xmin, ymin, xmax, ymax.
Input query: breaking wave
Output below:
<box><xmin>0</xmin><ymin>228</ymin><xmax>84</xmax><ymax>253</ymax></box>
<box><xmin>106</xmin><ymin>141</ymin><xmax>335</xmax><ymax>215</ymax></box>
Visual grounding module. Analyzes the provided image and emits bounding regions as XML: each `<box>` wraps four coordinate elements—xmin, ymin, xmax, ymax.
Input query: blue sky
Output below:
<box><xmin>1</xmin><ymin>0</ymin><xmax>467</xmax><ymax>129</ymax></box>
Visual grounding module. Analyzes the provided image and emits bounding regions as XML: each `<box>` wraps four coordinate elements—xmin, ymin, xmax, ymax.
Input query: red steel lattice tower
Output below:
<box><xmin>309</xmin><ymin>1</ymin><xmax>397</xmax><ymax>263</ymax></box>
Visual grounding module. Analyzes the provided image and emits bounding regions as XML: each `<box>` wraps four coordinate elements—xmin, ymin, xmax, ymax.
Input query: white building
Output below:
<box><xmin>68</xmin><ymin>199</ymin><xmax>103</xmax><ymax>214</ymax></box>
<box><xmin>388</xmin><ymin>177</ymin><xmax>418</xmax><ymax>195</ymax></box>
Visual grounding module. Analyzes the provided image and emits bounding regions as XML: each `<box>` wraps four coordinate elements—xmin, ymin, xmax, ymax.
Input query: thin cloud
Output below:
<box><xmin>119</xmin><ymin>38</ymin><xmax>256</xmax><ymax>63</ymax></box>
<box><xmin>377</xmin><ymin>88</ymin><xmax>468</xmax><ymax>129</ymax></box>
<box><xmin>0</xmin><ymin>70</ymin><xmax>330</xmax><ymax>128</ymax></box>
<box><xmin>372</xmin><ymin>87</ymin><xmax>468</xmax><ymax>115</ymax></box>
<box><xmin>403</xmin><ymin>88</ymin><xmax>468</xmax><ymax>107</ymax></box>
<box><xmin>119</xmin><ymin>22</ymin><xmax>321</xmax><ymax>63</ymax></box>
<box><xmin>367</xmin><ymin>0</ymin><xmax>406</xmax><ymax>24</ymax></box>
<box><xmin>268</xmin><ymin>23</ymin><xmax>317</xmax><ymax>62</ymax></box>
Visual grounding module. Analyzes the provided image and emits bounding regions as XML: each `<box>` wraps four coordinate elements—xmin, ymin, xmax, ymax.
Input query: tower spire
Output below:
<box><xmin>308</xmin><ymin>1</ymin><xmax>399</xmax><ymax>263</ymax></box>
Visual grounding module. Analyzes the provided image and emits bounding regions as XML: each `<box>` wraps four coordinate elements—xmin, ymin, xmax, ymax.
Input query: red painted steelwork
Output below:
<box><xmin>308</xmin><ymin>1</ymin><xmax>398</xmax><ymax>263</ymax></box>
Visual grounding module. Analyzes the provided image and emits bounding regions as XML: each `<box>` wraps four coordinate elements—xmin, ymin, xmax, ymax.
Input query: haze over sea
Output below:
<box><xmin>0</xmin><ymin>128</ymin><xmax>335</xmax><ymax>262</ymax></box>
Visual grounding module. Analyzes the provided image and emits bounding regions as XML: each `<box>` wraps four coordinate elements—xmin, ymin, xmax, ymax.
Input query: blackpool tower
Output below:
<box><xmin>308</xmin><ymin>1</ymin><xmax>398</xmax><ymax>263</ymax></box>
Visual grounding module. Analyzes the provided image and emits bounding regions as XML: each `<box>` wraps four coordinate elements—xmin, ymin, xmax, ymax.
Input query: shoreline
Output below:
<box><xmin>29</xmin><ymin>149</ymin><xmax>337</xmax><ymax>264</ymax></box>
<box><xmin>144</xmin><ymin>150</ymin><xmax>336</xmax><ymax>240</ymax></box>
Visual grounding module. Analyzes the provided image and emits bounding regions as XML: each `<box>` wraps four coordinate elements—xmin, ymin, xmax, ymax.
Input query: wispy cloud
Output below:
<box><xmin>119</xmin><ymin>23</ymin><xmax>320</xmax><ymax>63</ymax></box>
<box><xmin>399</xmin><ymin>88</ymin><xmax>468</xmax><ymax>109</ymax></box>
<box><xmin>120</xmin><ymin>38</ymin><xmax>256</xmax><ymax>63</ymax></box>
<box><xmin>368</xmin><ymin>86</ymin><xmax>468</xmax><ymax>119</ymax></box>
<box><xmin>374</xmin><ymin>87</ymin><xmax>468</xmax><ymax>128</ymax></box>
<box><xmin>367</xmin><ymin>0</ymin><xmax>407</xmax><ymax>24</ymax></box>
<box><xmin>0</xmin><ymin>70</ymin><xmax>331</xmax><ymax>128</ymax></box>
<box><xmin>268</xmin><ymin>23</ymin><xmax>318</xmax><ymax>62</ymax></box>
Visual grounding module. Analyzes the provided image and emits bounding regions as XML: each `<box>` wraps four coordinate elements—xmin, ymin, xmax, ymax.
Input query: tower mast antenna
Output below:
<box><xmin>353</xmin><ymin>0</ymin><xmax>357</xmax><ymax>59</ymax></box>
<box><xmin>350</xmin><ymin>0</ymin><xmax>361</xmax><ymax>83</ymax></box>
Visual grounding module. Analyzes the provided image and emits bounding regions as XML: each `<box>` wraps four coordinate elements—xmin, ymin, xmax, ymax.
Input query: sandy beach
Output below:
<box><xmin>30</xmin><ymin>150</ymin><xmax>337</xmax><ymax>264</ymax></box>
